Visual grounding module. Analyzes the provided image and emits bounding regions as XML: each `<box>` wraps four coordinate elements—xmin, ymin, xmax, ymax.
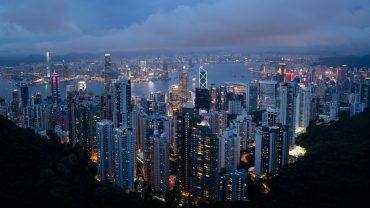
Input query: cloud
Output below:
<box><xmin>0</xmin><ymin>0</ymin><xmax>370</xmax><ymax>55</ymax></box>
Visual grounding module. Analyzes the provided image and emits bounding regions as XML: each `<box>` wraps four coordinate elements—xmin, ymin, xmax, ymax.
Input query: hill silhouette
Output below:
<box><xmin>0</xmin><ymin>115</ymin><xmax>148</xmax><ymax>208</ymax></box>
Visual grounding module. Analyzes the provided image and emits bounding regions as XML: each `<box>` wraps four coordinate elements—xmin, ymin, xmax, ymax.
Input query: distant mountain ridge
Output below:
<box><xmin>316</xmin><ymin>54</ymin><xmax>370</xmax><ymax>68</ymax></box>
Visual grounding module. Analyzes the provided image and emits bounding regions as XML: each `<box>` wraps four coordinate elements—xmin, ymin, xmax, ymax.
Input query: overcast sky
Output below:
<box><xmin>0</xmin><ymin>0</ymin><xmax>369</xmax><ymax>55</ymax></box>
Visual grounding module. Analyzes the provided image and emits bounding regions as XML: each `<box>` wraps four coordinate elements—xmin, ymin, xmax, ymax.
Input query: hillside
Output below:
<box><xmin>267</xmin><ymin>109</ymin><xmax>370</xmax><ymax>208</ymax></box>
<box><xmin>0</xmin><ymin>116</ymin><xmax>148</xmax><ymax>208</ymax></box>
<box><xmin>316</xmin><ymin>55</ymin><xmax>370</xmax><ymax>68</ymax></box>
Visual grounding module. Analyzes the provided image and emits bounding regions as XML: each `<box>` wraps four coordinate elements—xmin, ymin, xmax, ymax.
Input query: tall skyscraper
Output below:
<box><xmin>190</xmin><ymin>120</ymin><xmax>219</xmax><ymax>202</ymax></box>
<box><xmin>234</xmin><ymin>112</ymin><xmax>253</xmax><ymax>150</ymax></box>
<box><xmin>179</xmin><ymin>69</ymin><xmax>189</xmax><ymax>102</ymax></box>
<box><xmin>10</xmin><ymin>89</ymin><xmax>20</xmax><ymax>117</ymax></box>
<box><xmin>210</xmin><ymin>84</ymin><xmax>218</xmax><ymax>110</ymax></box>
<box><xmin>263</xmin><ymin>107</ymin><xmax>280</xmax><ymax>127</ymax></box>
<box><xmin>75</xmin><ymin>101</ymin><xmax>100</xmax><ymax>153</ymax></box>
<box><xmin>195</xmin><ymin>88</ymin><xmax>210</xmax><ymax>111</ymax></box>
<box><xmin>259</xmin><ymin>80</ymin><xmax>278</xmax><ymax>110</ymax></box>
<box><xmin>20</xmin><ymin>84</ymin><xmax>29</xmax><ymax>108</ymax></box>
<box><xmin>218</xmin><ymin>126</ymin><xmax>240</xmax><ymax>172</ymax></box>
<box><xmin>199</xmin><ymin>66</ymin><xmax>207</xmax><ymax>89</ymax></box>
<box><xmin>143</xmin><ymin>115</ymin><xmax>169</xmax><ymax>181</ymax></box>
<box><xmin>254</xmin><ymin>125</ymin><xmax>288</xmax><ymax>176</ymax></box>
<box><xmin>51</xmin><ymin>71</ymin><xmax>60</xmax><ymax>105</ymax></box>
<box><xmin>246</xmin><ymin>83</ymin><xmax>258</xmax><ymax>112</ymax></box>
<box><xmin>202</xmin><ymin>109</ymin><xmax>227</xmax><ymax>136</ymax></box>
<box><xmin>113</xmin><ymin>79</ymin><xmax>132</xmax><ymax>128</ymax></box>
<box><xmin>279</xmin><ymin>82</ymin><xmax>297</xmax><ymax>145</ymax></box>
<box><xmin>101</xmin><ymin>93</ymin><xmax>113</xmax><ymax>121</ymax></box>
<box><xmin>151</xmin><ymin>131</ymin><xmax>169</xmax><ymax>194</ymax></box>
<box><xmin>218</xmin><ymin>169</ymin><xmax>248</xmax><ymax>202</ymax></box>
<box><xmin>66</xmin><ymin>87</ymin><xmax>76</xmax><ymax>144</ymax></box>
<box><xmin>104</xmin><ymin>53</ymin><xmax>113</xmax><ymax>91</ymax></box>
<box><xmin>113</xmin><ymin>128</ymin><xmax>136</xmax><ymax>191</ymax></box>
<box><xmin>46</xmin><ymin>51</ymin><xmax>51</xmax><ymax>77</ymax></box>
<box><xmin>177</xmin><ymin>101</ymin><xmax>196</xmax><ymax>190</ymax></box>
<box><xmin>254</xmin><ymin>126</ymin><xmax>271</xmax><ymax>176</ymax></box>
<box><xmin>294</xmin><ymin>84</ymin><xmax>312</xmax><ymax>139</ymax></box>
<box><xmin>96</xmin><ymin>120</ymin><xmax>114</xmax><ymax>182</ymax></box>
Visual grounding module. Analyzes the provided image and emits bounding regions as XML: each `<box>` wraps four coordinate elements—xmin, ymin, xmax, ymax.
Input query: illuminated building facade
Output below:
<box><xmin>96</xmin><ymin>120</ymin><xmax>114</xmax><ymax>182</ymax></box>
<box><xmin>151</xmin><ymin>131</ymin><xmax>169</xmax><ymax>193</ymax></box>
<box><xmin>113</xmin><ymin>128</ymin><xmax>136</xmax><ymax>191</ymax></box>
<box><xmin>190</xmin><ymin>120</ymin><xmax>219</xmax><ymax>202</ymax></box>
<box><xmin>113</xmin><ymin>79</ymin><xmax>132</xmax><ymax>128</ymax></box>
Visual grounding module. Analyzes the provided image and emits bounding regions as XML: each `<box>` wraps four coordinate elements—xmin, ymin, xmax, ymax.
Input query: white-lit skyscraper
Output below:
<box><xmin>96</xmin><ymin>120</ymin><xmax>114</xmax><ymax>182</ymax></box>
<box><xmin>218</xmin><ymin>126</ymin><xmax>240</xmax><ymax>173</ymax></box>
<box><xmin>104</xmin><ymin>53</ymin><xmax>112</xmax><ymax>91</ymax></box>
<box><xmin>254</xmin><ymin>125</ymin><xmax>289</xmax><ymax>176</ymax></box>
<box><xmin>151</xmin><ymin>131</ymin><xmax>169</xmax><ymax>194</ymax></box>
<box><xmin>259</xmin><ymin>80</ymin><xmax>278</xmax><ymax>110</ymax></box>
<box><xmin>294</xmin><ymin>84</ymin><xmax>312</xmax><ymax>139</ymax></box>
<box><xmin>113</xmin><ymin>79</ymin><xmax>132</xmax><ymax>128</ymax></box>
<box><xmin>113</xmin><ymin>128</ymin><xmax>136</xmax><ymax>191</ymax></box>
<box><xmin>199</xmin><ymin>66</ymin><xmax>207</xmax><ymax>89</ymax></box>
<box><xmin>46</xmin><ymin>51</ymin><xmax>51</xmax><ymax>77</ymax></box>
<box><xmin>279</xmin><ymin>82</ymin><xmax>297</xmax><ymax>145</ymax></box>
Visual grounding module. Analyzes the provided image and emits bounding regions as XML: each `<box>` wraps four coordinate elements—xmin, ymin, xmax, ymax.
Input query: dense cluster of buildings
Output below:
<box><xmin>0</xmin><ymin>53</ymin><xmax>369</xmax><ymax>205</ymax></box>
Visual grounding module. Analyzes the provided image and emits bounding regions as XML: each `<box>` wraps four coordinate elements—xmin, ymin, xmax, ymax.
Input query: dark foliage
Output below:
<box><xmin>0</xmin><ymin>116</ymin><xmax>149</xmax><ymax>208</ymax></box>
<box><xmin>267</xmin><ymin>109</ymin><xmax>370</xmax><ymax>208</ymax></box>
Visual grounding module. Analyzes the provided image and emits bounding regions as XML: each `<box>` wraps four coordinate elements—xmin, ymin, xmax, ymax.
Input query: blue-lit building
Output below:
<box><xmin>218</xmin><ymin>169</ymin><xmax>248</xmax><ymax>202</ymax></box>
<box><xmin>96</xmin><ymin>120</ymin><xmax>114</xmax><ymax>182</ymax></box>
<box><xmin>113</xmin><ymin>127</ymin><xmax>136</xmax><ymax>191</ymax></box>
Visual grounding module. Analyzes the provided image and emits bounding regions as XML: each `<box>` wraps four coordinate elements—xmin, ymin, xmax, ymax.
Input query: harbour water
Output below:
<box><xmin>0</xmin><ymin>63</ymin><xmax>259</xmax><ymax>102</ymax></box>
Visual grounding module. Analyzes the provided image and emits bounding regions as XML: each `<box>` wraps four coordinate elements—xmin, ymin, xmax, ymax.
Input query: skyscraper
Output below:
<box><xmin>96</xmin><ymin>120</ymin><xmax>114</xmax><ymax>182</ymax></box>
<box><xmin>259</xmin><ymin>80</ymin><xmax>278</xmax><ymax>110</ymax></box>
<box><xmin>254</xmin><ymin>126</ymin><xmax>271</xmax><ymax>176</ymax></box>
<box><xmin>199</xmin><ymin>66</ymin><xmax>207</xmax><ymax>89</ymax></box>
<box><xmin>66</xmin><ymin>87</ymin><xmax>76</xmax><ymax>144</ymax></box>
<box><xmin>46</xmin><ymin>51</ymin><xmax>51</xmax><ymax>78</ymax></box>
<box><xmin>195</xmin><ymin>88</ymin><xmax>210</xmax><ymax>111</ymax></box>
<box><xmin>202</xmin><ymin>109</ymin><xmax>227</xmax><ymax>136</ymax></box>
<box><xmin>75</xmin><ymin>101</ymin><xmax>100</xmax><ymax>153</ymax></box>
<box><xmin>218</xmin><ymin>126</ymin><xmax>240</xmax><ymax>173</ymax></box>
<box><xmin>151</xmin><ymin>131</ymin><xmax>169</xmax><ymax>194</ymax></box>
<box><xmin>113</xmin><ymin>79</ymin><xmax>132</xmax><ymax>128</ymax></box>
<box><xmin>113</xmin><ymin>128</ymin><xmax>136</xmax><ymax>191</ymax></box>
<box><xmin>263</xmin><ymin>107</ymin><xmax>280</xmax><ymax>127</ymax></box>
<box><xmin>51</xmin><ymin>71</ymin><xmax>60</xmax><ymax>105</ymax></box>
<box><xmin>20</xmin><ymin>83</ymin><xmax>29</xmax><ymax>108</ymax></box>
<box><xmin>143</xmin><ymin>115</ymin><xmax>169</xmax><ymax>181</ymax></box>
<box><xmin>234</xmin><ymin>112</ymin><xmax>253</xmax><ymax>150</ymax></box>
<box><xmin>279</xmin><ymin>82</ymin><xmax>297</xmax><ymax>145</ymax></box>
<box><xmin>177</xmin><ymin>101</ymin><xmax>196</xmax><ymax>190</ymax></box>
<box><xmin>218</xmin><ymin>169</ymin><xmax>248</xmax><ymax>202</ymax></box>
<box><xmin>246</xmin><ymin>83</ymin><xmax>258</xmax><ymax>112</ymax></box>
<box><xmin>294</xmin><ymin>84</ymin><xmax>312</xmax><ymax>139</ymax></box>
<box><xmin>179</xmin><ymin>69</ymin><xmax>189</xmax><ymax>102</ymax></box>
<box><xmin>210</xmin><ymin>84</ymin><xmax>218</xmax><ymax>110</ymax></box>
<box><xmin>104</xmin><ymin>53</ymin><xmax>113</xmax><ymax>91</ymax></box>
<box><xmin>254</xmin><ymin>125</ymin><xmax>289</xmax><ymax>176</ymax></box>
<box><xmin>190</xmin><ymin>120</ymin><xmax>219</xmax><ymax>202</ymax></box>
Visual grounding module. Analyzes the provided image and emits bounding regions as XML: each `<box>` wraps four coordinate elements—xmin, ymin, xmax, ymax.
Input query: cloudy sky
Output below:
<box><xmin>0</xmin><ymin>0</ymin><xmax>369</xmax><ymax>55</ymax></box>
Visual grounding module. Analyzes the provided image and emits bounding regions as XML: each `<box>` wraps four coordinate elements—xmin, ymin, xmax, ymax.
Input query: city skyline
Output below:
<box><xmin>0</xmin><ymin>1</ymin><xmax>370</xmax><ymax>207</ymax></box>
